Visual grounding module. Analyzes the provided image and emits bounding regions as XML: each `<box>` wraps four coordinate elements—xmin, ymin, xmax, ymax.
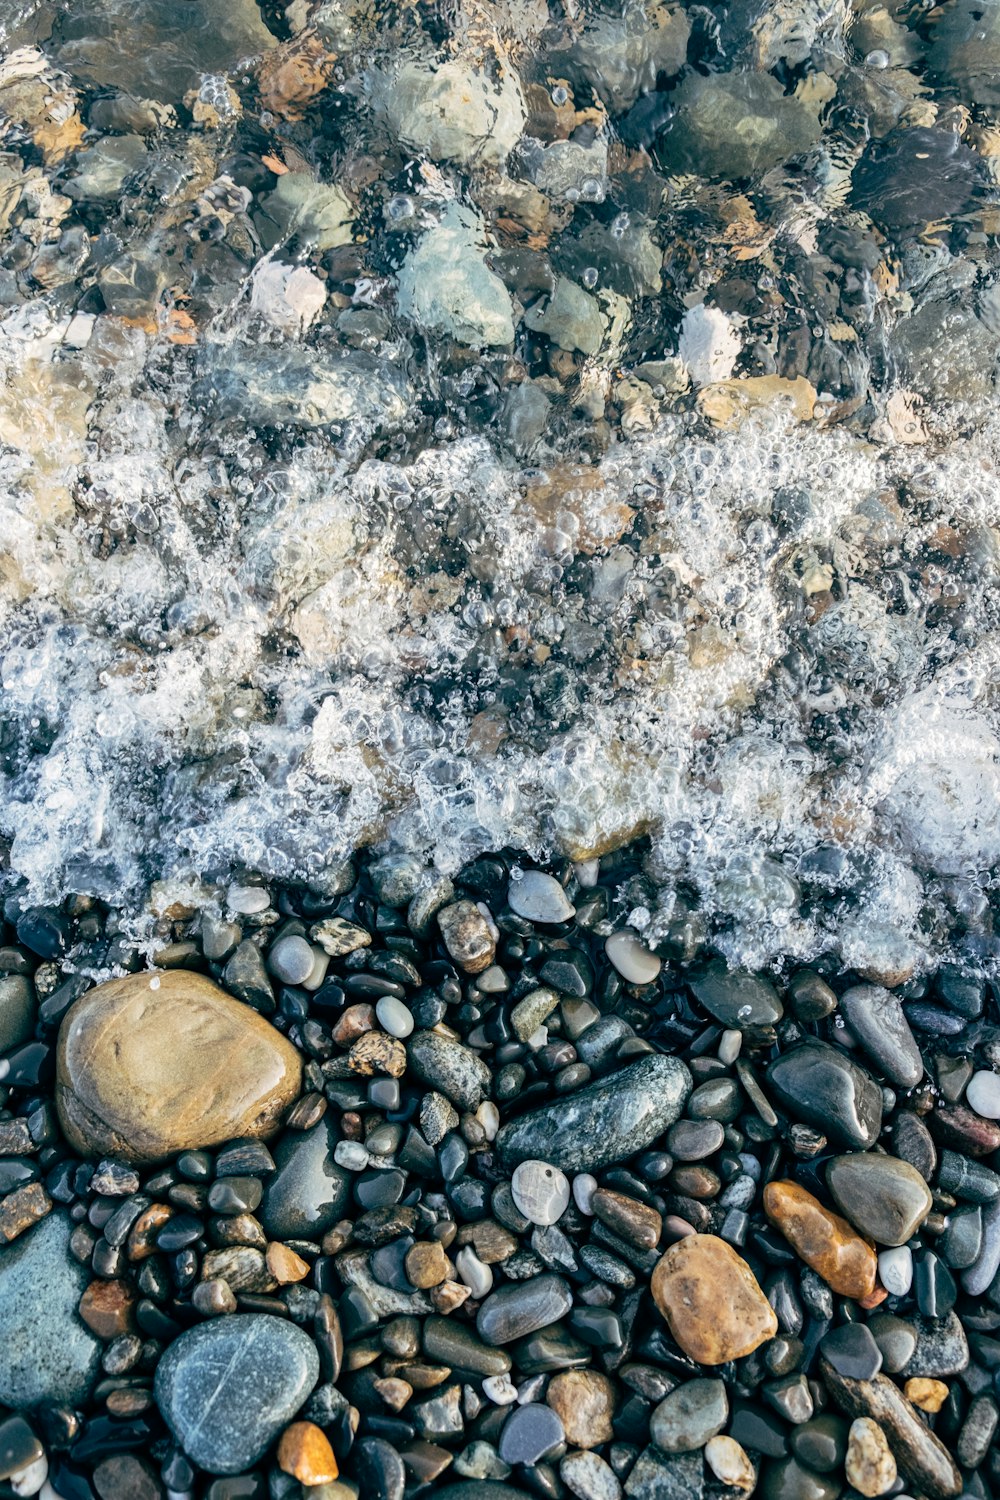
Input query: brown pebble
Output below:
<box><xmin>430</xmin><ymin>1279</ymin><xmax>471</xmax><ymax>1314</ymax></box>
<box><xmin>79</xmin><ymin>1279</ymin><xmax>137</xmax><ymax>1339</ymax></box>
<box><xmin>284</xmin><ymin>1091</ymin><xmax>327</xmax><ymax>1131</ymax></box>
<box><xmin>764</xmin><ymin>1180</ymin><xmax>877</xmax><ymax>1300</ymax></box>
<box><xmin>928</xmin><ymin>1104</ymin><xmax>1000</xmax><ymax>1157</ymax></box>
<box><xmin>93</xmin><ymin>1452</ymin><xmax>160</xmax><ymax>1500</ymax></box>
<box><xmin>591</xmin><ymin>1188</ymin><xmax>662</xmax><ymax>1250</ymax></box>
<box><xmin>105</xmin><ymin>1388</ymin><xmax>154</xmax><ymax>1418</ymax></box>
<box><xmin>436</xmin><ymin>901</ymin><xmax>496</xmax><ymax>974</ymax></box>
<box><xmin>277</xmin><ymin>1420</ymin><xmax>339</xmax><ymax>1486</ymax></box>
<box><xmin>201</xmin><ymin>1246</ymin><xmax>276</xmax><ymax>1293</ymax></box>
<box><xmin>398</xmin><ymin>1362</ymin><xmax>452</xmax><ymax>1389</ymax></box>
<box><xmin>405</xmin><ymin>1241</ymin><xmax>451</xmax><ymax>1288</ymax></box>
<box><xmin>668</xmin><ymin>1165</ymin><xmax>721</xmax><ymax>1200</ymax></box>
<box><xmin>374</xmin><ymin>1376</ymin><xmax>413</xmax><ymax>1411</ymax></box>
<box><xmin>126</xmin><ymin>1202</ymin><xmax>173</xmax><ymax>1260</ymax></box>
<box><xmin>651</xmin><ymin>1233</ymin><xmax>777</xmax><ymax>1365</ymax></box>
<box><xmin>348</xmin><ymin>1030</ymin><xmax>407</xmax><ymax>1078</ymax></box>
<box><xmin>322</xmin><ymin>1220</ymin><xmax>353</xmax><ymax>1255</ymax></box>
<box><xmin>267</xmin><ymin>1241</ymin><xmax>311</xmax><ymax>1283</ymax></box>
<box><xmin>906</xmin><ymin>1378</ymin><xmax>949</xmax><ymax>1413</ymax></box>
<box><xmin>455</xmin><ymin>1220</ymin><xmax>518</xmax><ymax>1264</ymax></box>
<box><xmin>547</xmin><ymin>1369</ymin><xmax>616</xmax><ymax>1448</ymax></box>
<box><xmin>0</xmin><ymin>1182</ymin><xmax>51</xmax><ymax>1243</ymax></box>
<box><xmin>331</xmin><ymin>1004</ymin><xmax>375</xmax><ymax>1047</ymax></box>
<box><xmin>208</xmin><ymin>1213</ymin><xmax>268</xmax><ymax>1250</ymax></box>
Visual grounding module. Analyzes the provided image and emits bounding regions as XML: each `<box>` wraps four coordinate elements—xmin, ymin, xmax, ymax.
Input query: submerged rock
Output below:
<box><xmin>370</xmin><ymin>56</ymin><xmax>525</xmax><ymax>168</ymax></box>
<box><xmin>658</xmin><ymin>72</ymin><xmax>821</xmax><ymax>180</ymax></box>
<box><xmin>396</xmin><ymin>204</ymin><xmax>514</xmax><ymax>348</ymax></box>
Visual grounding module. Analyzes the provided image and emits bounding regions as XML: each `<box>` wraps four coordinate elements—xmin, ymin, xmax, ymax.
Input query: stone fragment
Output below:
<box><xmin>651</xmin><ymin>1233</ymin><xmax>777</xmax><ymax>1365</ymax></box>
<box><xmin>408</xmin><ymin>1031</ymin><xmax>492</xmax><ymax>1112</ymax></box>
<box><xmin>705</xmin><ymin>1435</ymin><xmax>755</xmax><ymax>1491</ymax></box>
<box><xmin>511</xmin><ymin>1160</ymin><xmax>570</xmax><ymax>1226</ymax></box>
<box><xmin>905</xmin><ymin>1378</ymin><xmax>948</xmax><ymax>1413</ymax></box>
<box><xmin>155</xmin><ymin>1315</ymin><xmax>319</xmax><ymax>1475</ymax></box>
<box><xmin>79</xmin><ymin>1279</ymin><xmax>136</xmax><ymax>1339</ymax></box>
<box><xmin>763</xmin><ymin>1180</ymin><xmax>877</xmax><ymax>1299</ymax></box>
<box><xmin>56</xmin><ymin>972</ymin><xmax>301</xmax><ymax>1162</ymax></box>
<box><xmin>0</xmin><ymin>1182</ymin><xmax>50</xmax><ymax>1244</ymax></box>
<box><xmin>507</xmin><ymin>872</ymin><xmax>575</xmax><ymax>924</ymax></box>
<box><xmin>406</xmin><ymin>1241</ymin><xmax>451</xmax><ymax>1289</ymax></box>
<box><xmin>372</xmin><ymin>57</ymin><xmax>525</xmax><ymax>168</ymax></box>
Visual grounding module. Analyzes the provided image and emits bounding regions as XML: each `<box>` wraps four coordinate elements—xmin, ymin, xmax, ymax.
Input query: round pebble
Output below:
<box><xmin>376</xmin><ymin>996</ymin><xmax>415</xmax><ymax>1038</ymax></box>
<box><xmin>507</xmin><ymin>872</ymin><xmax>575</xmax><ymax>924</ymax></box>
<box><xmin>604</xmin><ymin>931</ymin><xmax>661</xmax><ymax>985</ymax></box>
<box><xmin>268</xmin><ymin>936</ymin><xmax>317</xmax><ymax>986</ymax></box>
<box><xmin>966</xmin><ymin>1069</ymin><xmax>1000</xmax><ymax>1119</ymax></box>
<box><xmin>511</xmin><ymin>1160</ymin><xmax>571</xmax><ymax>1225</ymax></box>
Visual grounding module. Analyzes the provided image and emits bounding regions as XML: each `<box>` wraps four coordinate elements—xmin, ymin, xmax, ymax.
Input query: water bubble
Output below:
<box><xmin>865</xmin><ymin>48</ymin><xmax>890</xmax><ymax>69</ymax></box>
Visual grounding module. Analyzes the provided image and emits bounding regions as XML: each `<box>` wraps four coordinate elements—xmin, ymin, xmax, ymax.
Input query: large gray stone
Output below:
<box><xmin>0</xmin><ymin>1212</ymin><xmax>101</xmax><ymax>1408</ymax></box>
<box><xmin>496</xmin><ymin>1055</ymin><xmax>691</xmax><ymax>1173</ymax></box>
<box><xmin>155</xmin><ymin>1314</ymin><xmax>319</xmax><ymax>1475</ymax></box>
<box><xmin>660</xmin><ymin>72</ymin><xmax>821</xmax><ymax>180</ymax></box>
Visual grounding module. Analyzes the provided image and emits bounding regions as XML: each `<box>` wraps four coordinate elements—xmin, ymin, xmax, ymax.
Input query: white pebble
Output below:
<box><xmin>878</xmin><ymin>1245</ymin><xmax>913</xmax><ymax>1297</ymax></box>
<box><xmin>334</xmin><ymin>1141</ymin><xmax>370</xmax><ymax>1171</ymax></box>
<box><xmin>268</xmin><ymin>934</ymin><xmax>316</xmax><ymax>985</ymax></box>
<box><xmin>573</xmin><ymin>858</ymin><xmax>600</xmax><ymax>888</ymax></box>
<box><xmin>483</xmin><ymin>1373</ymin><xmax>519</xmax><ymax>1405</ymax></box>
<box><xmin>301</xmin><ymin>949</ymin><xmax>331</xmax><ymax>991</ymax></box>
<box><xmin>526</xmin><ymin>1025</ymin><xmax>549</xmax><ymax>1051</ymax></box>
<box><xmin>605</xmin><ymin>930</ymin><xmax>661</xmax><ymax>986</ymax></box>
<box><xmin>376</xmin><ymin>996</ymin><xmax>415</xmax><ymax>1038</ymax></box>
<box><xmin>512</xmin><ymin>1159</ymin><xmax>571</xmax><ymax>1225</ymax></box>
<box><xmin>573</xmin><ymin>1173</ymin><xmax>598</xmax><ymax>1215</ymax></box>
<box><xmin>508</xmin><ymin>871</ymin><xmax>576</xmax><ymax>924</ymax></box>
<box><xmin>704</xmin><ymin>1436</ymin><xmax>755</xmax><ymax>1493</ymax></box>
<box><xmin>718</xmin><ymin>1029</ymin><xmax>742</xmax><ymax>1065</ymax></box>
<box><xmin>455</xmin><ymin>1245</ymin><xmax>493</xmax><ymax>1298</ymax></box>
<box><xmin>967</xmin><ymin>1069</ymin><xmax>1000</xmax><ymax>1119</ymax></box>
<box><xmin>11</xmin><ymin>1456</ymin><xmax>47</xmax><ymax>1498</ymax></box>
<box><xmin>226</xmin><ymin>884</ymin><xmax>271</xmax><ymax>914</ymax></box>
<box><xmin>476</xmin><ymin>1101</ymin><xmax>500</xmax><ymax>1142</ymax></box>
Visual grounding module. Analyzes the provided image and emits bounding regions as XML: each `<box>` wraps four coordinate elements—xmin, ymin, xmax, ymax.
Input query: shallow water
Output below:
<box><xmin>3</xmin><ymin>0</ymin><xmax>1000</xmax><ymax>976</ymax></box>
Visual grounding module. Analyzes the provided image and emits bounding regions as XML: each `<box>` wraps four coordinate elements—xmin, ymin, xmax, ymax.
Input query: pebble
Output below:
<box><xmin>0</xmin><ymin>1211</ymin><xmax>100</xmax><ymax>1408</ymax></box>
<box><xmin>154</xmin><ymin>1314</ymin><xmax>319</xmax><ymax>1475</ymax></box>
<box><xmin>498</xmin><ymin>1402</ymin><xmax>565</xmax><ymax>1465</ymax></box>
<box><xmin>510</xmin><ymin>988</ymin><xmax>561</xmax><ymax>1042</ymax></box>
<box><xmin>560</xmin><ymin>1450</ymin><xmax>622</xmax><ymax>1500</ymax></box>
<box><xmin>966</xmin><ymin>1068</ymin><xmax>1000</xmax><ymax>1118</ymax></box>
<box><xmin>650</xmin><ymin>1233</ymin><xmax>777</xmax><ymax>1364</ymax></box>
<box><xmin>604</xmin><ymin>933</ymin><xmax>661</xmax><ymax>986</ymax></box>
<box><xmin>436</xmin><ymin>902</ymin><xmax>496</xmax><ymax>974</ymax></box>
<box><xmin>649</xmin><ymin>1378</ymin><xmax>728</xmax><ymax>1452</ymax></box>
<box><xmin>56</xmin><ymin>971</ymin><xmax>301</xmax><ymax>1162</ymax></box>
<box><xmin>511</xmin><ymin>1160</ymin><xmax>571</xmax><ymax>1225</ymax></box>
<box><xmin>764</xmin><ymin>1180</ymin><xmax>877</xmax><ymax>1299</ymax></box>
<box><xmin>277</xmin><ymin>1420</ymin><xmax>338</xmax><ymax>1486</ymax></box>
<box><xmin>819</xmin><ymin>1360</ymin><xmax>962</xmax><ymax>1500</ymax></box>
<box><xmin>690</xmin><ymin>964</ymin><xmax>783</xmax><ymax>1028</ymax></box>
<box><xmin>375</xmin><ymin>996</ymin><xmax>414</xmax><ymax>1038</ymax></box>
<box><xmin>905</xmin><ymin>1377</ymin><xmax>949</xmax><ymax>1411</ymax></box>
<box><xmin>268</xmin><ymin>935</ymin><xmax>316</xmax><ymax>985</ymax></box>
<box><xmin>0</xmin><ymin>1418</ymin><xmax>43</xmax><ymax>1483</ymax></box>
<box><xmin>839</xmin><ymin>985</ymin><xmax>924</xmax><ymax>1089</ymax></box>
<box><xmin>622</xmin><ymin>1447</ymin><xmax>702</xmax><ymax>1500</ymax></box>
<box><xmin>844</xmin><ymin>1419</ymin><xmax>896</xmax><ymax>1499</ymax></box>
<box><xmin>476</xmin><ymin>1273</ymin><xmax>573</xmax><ymax>1345</ymax></box>
<box><xmin>821</xmin><ymin>1323</ymin><xmax>883</xmax><ymax>1381</ymax></box>
<box><xmin>508</xmin><ymin>872</ymin><xmax>575</xmax><ymax>924</ymax></box>
<box><xmin>705</xmin><ymin>1435</ymin><xmax>755</xmax><ymax>1492</ymax></box>
<box><xmin>408</xmin><ymin>1031</ymin><xmax>492</xmax><ymax>1112</ymax></box>
<box><xmin>963</xmin><ymin>1196</ymin><xmax>1000</xmax><ymax>1294</ymax></box>
<box><xmin>260</xmin><ymin>1118</ymin><xmax>350</xmax><ymax>1240</ymax></box>
<box><xmin>867</xmin><ymin>1312</ymin><xmax>916</xmax><ymax>1374</ymax></box>
<box><xmin>496</xmin><ymin>1055</ymin><xmax>691</xmax><ymax>1173</ymax></box>
<box><xmin>546</xmin><ymin>1370</ymin><xmax>616</xmax><ymax>1448</ymax></box>
<box><xmin>826</xmin><ymin>1152</ymin><xmax>932</xmax><ymax>1245</ymax></box>
<box><xmin>789</xmin><ymin>1415</ymin><xmax>848</xmax><ymax>1474</ymax></box>
<box><xmin>767</xmin><ymin>1040</ymin><xmax>883</xmax><ymax>1150</ymax></box>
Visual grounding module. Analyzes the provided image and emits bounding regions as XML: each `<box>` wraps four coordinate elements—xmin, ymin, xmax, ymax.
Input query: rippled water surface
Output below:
<box><xmin>4</xmin><ymin>0</ymin><xmax>1000</xmax><ymax>974</ymax></box>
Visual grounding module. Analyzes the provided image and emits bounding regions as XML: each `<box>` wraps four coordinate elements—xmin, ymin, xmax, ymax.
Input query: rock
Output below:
<box><xmin>905</xmin><ymin>1378</ymin><xmax>949</xmax><ymax>1412</ymax></box>
<box><xmin>0</xmin><ymin>976</ymin><xmax>35</xmax><ymax>1053</ymax></box>
<box><xmin>604</xmin><ymin>932</ymin><xmax>661</xmax><ymax>986</ymax></box>
<box><xmin>651</xmin><ymin>1234</ymin><xmax>777</xmax><ymax>1365</ymax></box>
<box><xmin>371</xmin><ymin>56</ymin><xmax>525</xmax><ymax>167</ymax></box>
<box><xmin>92</xmin><ymin>1455</ymin><xmax>160</xmax><ymax>1500</ymax></box>
<box><xmin>511</xmin><ymin>1160</ymin><xmax>570</xmax><ymax>1225</ymax></box>
<box><xmin>570</xmin><ymin>6</ymin><xmax>691</xmax><ymax>110</ymax></box>
<box><xmin>0</xmin><ymin>1211</ymin><xmax>100</xmax><ymax>1407</ymax></box>
<box><xmin>851</xmin><ymin>127</ymin><xmax>981</xmax><ymax>235</ymax></box>
<box><xmin>507</xmin><ymin>871</ymin><xmax>575</xmax><ymax>924</ymax></box>
<box><xmin>788</xmin><ymin>1415</ymin><xmax>848</xmax><ymax>1475</ymax></box>
<box><xmin>396</xmin><ymin>205</ymin><xmax>514</xmax><ymax>349</ymax></box>
<box><xmin>476</xmin><ymin>1273</ymin><xmax>573</xmax><ymax>1345</ymax></box>
<box><xmin>311</xmin><ymin>917</ymin><xmax>371</xmax><ymax>958</ymax></box>
<box><xmin>826</xmin><ymin>1153</ymin><xmax>932</xmax><ymax>1246</ymax></box>
<box><xmin>510</xmin><ymin>988</ymin><xmax>560</xmax><ymax>1043</ymax></box>
<box><xmin>524</xmin><ymin>280</ymin><xmax>605</xmax><ymax>357</ymax></box>
<box><xmin>79</xmin><ymin>1278</ymin><xmax>136</xmax><ymax>1338</ymax></box>
<box><xmin>661</xmin><ymin>72</ymin><xmax>821</xmax><ymax>180</ymax></box>
<box><xmin>56</xmin><ymin>971</ymin><xmax>301</xmax><ymax>1163</ymax></box>
<box><xmin>689</xmin><ymin>964</ymin><xmax>783</xmax><ymax>1029</ymax></box>
<box><xmin>763</xmin><ymin>1180</ymin><xmax>877</xmax><ymax>1299</ymax></box>
<box><xmin>407</xmin><ymin>1031</ymin><xmax>491</xmax><ymax>1112</ymax></box>
<box><xmin>250</xmin><ymin>262</ymin><xmax>326</xmax><ymax>335</ymax></box>
<box><xmin>260</xmin><ymin>173</ymin><xmax>354</xmax><ymax>254</ymax></box>
<box><xmin>867</xmin><ymin>1312</ymin><xmax>916</xmax><ymax>1374</ymax></box>
<box><xmin>767</xmin><ymin>1039</ymin><xmax>882</xmax><ymax>1150</ymax></box>
<box><xmin>0</xmin><ymin>1417</ymin><xmax>43</xmax><ymax>1483</ymax></box>
<box><xmin>423</xmin><ymin>1316</ymin><xmax>511</xmax><ymax>1377</ymax></box>
<box><xmin>650</xmin><ymin>1378</ymin><xmax>728</xmax><ymax>1452</ymax></box>
<box><xmin>819</xmin><ymin>1359</ymin><xmax>962</xmax><ymax>1500</ymax></box>
<box><xmin>591</xmin><ymin>1188</ymin><xmax>662</xmax><ymax>1250</ymax></box>
<box><xmin>155</xmin><ymin>1315</ymin><xmax>319</xmax><ymax>1475</ymax></box>
<box><xmin>967</xmin><ymin>1069</ymin><xmax>1000</xmax><ymax>1118</ymax></box>
<box><xmin>561</xmin><ymin>1450</ymin><xmax>622</xmax><ymax>1500</ymax></box>
<box><xmin>893</xmin><ymin>1112</ymin><xmax>937</xmax><ymax>1180</ymax></box>
<box><xmin>877</xmin><ymin>1245</ymin><xmax>912</xmax><ymax>1296</ymax></box>
<box><xmin>705</xmin><ymin>1435</ymin><xmax>755</xmax><ymax>1492</ymax></box>
<box><xmin>930</xmin><ymin>0</ymin><xmax>1000</xmax><ymax>103</ymax></box>
<box><xmin>496</xmin><ymin>1055</ymin><xmax>691</xmax><ymax>1173</ymax></box>
<box><xmin>437</xmin><ymin>902</ymin><xmax>496</xmax><ymax>975</ymax></box>
<box><xmin>546</xmin><ymin>1370</ymin><xmax>616</xmax><ymax>1449</ymax></box>
<box><xmin>762</xmin><ymin>1456</ymin><xmax>842</xmax><ymax>1499</ymax></box>
<box><xmin>199</xmin><ymin>343</ymin><xmax>409</xmax><ymax>437</ymax></box>
<box><xmin>821</xmin><ymin>1323</ymin><xmax>883</xmax><ymax>1381</ymax></box>
<box><xmin>838</xmin><ymin>985</ymin><xmax>923</xmax><ymax>1089</ymax></box>
<box><xmin>520</xmin><ymin>138</ymin><xmax>609</xmax><ymax>205</ymax></box>
<box><xmin>963</xmin><ymin>1196</ymin><xmax>1000</xmax><ymax>1295</ymax></box>
<box><xmin>260</xmin><ymin>1118</ymin><xmax>350</xmax><ymax>1241</ymax></box>
<box><xmin>499</xmin><ymin>1403</ymin><xmax>565</xmax><ymax>1466</ymax></box>
<box><xmin>899</xmin><ymin>1312</ymin><xmax>969</xmax><ymax>1379</ymax></box>
<box><xmin>622</xmin><ymin>1447</ymin><xmax>703</xmax><ymax>1500</ymax></box>
<box><xmin>277</xmin><ymin>1421</ymin><xmax>338</xmax><ymax>1486</ymax></box>
<box><xmin>406</xmin><ymin>1241</ymin><xmax>451</xmax><ymax>1289</ymax></box>
<box><xmin>268</xmin><ymin>935</ymin><xmax>317</xmax><ymax>985</ymax></box>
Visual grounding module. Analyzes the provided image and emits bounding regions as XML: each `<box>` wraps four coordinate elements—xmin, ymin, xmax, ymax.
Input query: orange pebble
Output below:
<box><xmin>277</xmin><ymin>1421</ymin><xmax>338</xmax><ymax>1486</ymax></box>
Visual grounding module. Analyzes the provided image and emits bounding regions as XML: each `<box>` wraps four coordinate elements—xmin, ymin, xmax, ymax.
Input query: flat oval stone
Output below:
<box><xmin>839</xmin><ymin>985</ymin><xmax>924</xmax><ymax>1089</ymax></box>
<box><xmin>0</xmin><ymin>1211</ymin><xmax>101</xmax><ymax>1408</ymax></box>
<box><xmin>689</xmin><ymin>964</ymin><xmax>783</xmax><ymax>1029</ymax></box>
<box><xmin>261</xmin><ymin>1117</ymin><xmax>350</xmax><ymax>1241</ymax></box>
<box><xmin>508</xmin><ymin>872</ymin><xmax>575</xmax><ymax>924</ymax></box>
<box><xmin>154</xmin><ymin>1314</ymin><xmax>319</xmax><ymax>1475</ymax></box>
<box><xmin>476</xmin><ymin>1273</ymin><xmax>573</xmax><ymax>1345</ymax></box>
<box><xmin>407</xmin><ymin>1031</ymin><xmax>491</xmax><ymax>1112</ymax></box>
<box><xmin>498</xmin><ymin>1403</ymin><xmax>566</xmax><ymax>1466</ymax></box>
<box><xmin>826</xmin><ymin>1153</ymin><xmax>932</xmax><ymax>1247</ymax></box>
<box><xmin>767</xmin><ymin>1039</ymin><xmax>882</xmax><ymax>1150</ymax></box>
<box><xmin>650</xmin><ymin>1378</ymin><xmax>728</xmax><ymax>1452</ymax></box>
<box><xmin>56</xmin><ymin>972</ymin><xmax>302</xmax><ymax>1163</ymax></box>
<box><xmin>966</xmin><ymin>1069</ymin><xmax>1000</xmax><ymax>1119</ymax></box>
<box><xmin>651</xmin><ymin>1234</ymin><xmax>777</xmax><ymax>1365</ymax></box>
<box><xmin>496</xmin><ymin>1055</ymin><xmax>692</xmax><ymax>1174</ymax></box>
<box><xmin>763</xmin><ymin>1180</ymin><xmax>877</xmax><ymax>1300</ymax></box>
<box><xmin>605</xmin><ymin>932</ymin><xmax>661</xmax><ymax>986</ymax></box>
<box><xmin>511</xmin><ymin>1160</ymin><xmax>570</xmax><ymax>1225</ymax></box>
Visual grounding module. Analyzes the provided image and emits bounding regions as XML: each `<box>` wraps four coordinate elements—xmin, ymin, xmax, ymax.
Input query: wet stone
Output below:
<box><xmin>56</xmin><ymin>972</ymin><xmax>301</xmax><ymax>1163</ymax></box>
<box><xmin>604</xmin><ymin>933</ymin><xmax>661</xmax><ymax>986</ymax></box>
<box><xmin>0</xmin><ymin>1210</ymin><xmax>101</xmax><ymax>1408</ymax></box>
<box><xmin>508</xmin><ymin>872</ymin><xmax>575</xmax><ymax>925</ymax></box>
<box><xmin>154</xmin><ymin>1314</ymin><xmax>319</xmax><ymax>1475</ymax></box>
<box><xmin>764</xmin><ymin>1180</ymin><xmax>877</xmax><ymax>1300</ymax></box>
<box><xmin>436</xmin><ymin>903</ymin><xmax>496</xmax><ymax>975</ymax></box>
<box><xmin>789</xmin><ymin>1415</ymin><xmax>848</xmax><ymax>1474</ymax></box>
<box><xmin>511</xmin><ymin>1160</ymin><xmax>570</xmax><ymax>1226</ymax></box>
<box><xmin>651</xmin><ymin>1233</ymin><xmax>777</xmax><ymax>1365</ymax></box>
<box><xmin>0</xmin><ymin>1417</ymin><xmax>43</xmax><ymax>1483</ymax></box>
<box><xmin>260</xmin><ymin>1118</ymin><xmax>350</xmax><ymax>1241</ymax></box>
<box><xmin>407</xmin><ymin>1031</ymin><xmax>491</xmax><ymax>1113</ymax></box>
<box><xmin>966</xmin><ymin>1069</ymin><xmax>1000</xmax><ymax>1118</ymax></box>
<box><xmin>546</xmin><ymin>1369</ymin><xmax>616</xmax><ymax>1449</ymax></box>
<box><xmin>867</xmin><ymin>1312</ymin><xmax>916</xmax><ymax>1375</ymax></box>
<box><xmin>622</xmin><ymin>1447</ymin><xmax>703</xmax><ymax>1500</ymax></box>
<box><xmin>560</xmin><ymin>1450</ymin><xmax>622</xmax><ymax>1500</ymax></box>
<box><xmin>819</xmin><ymin>1360</ymin><xmax>962</xmax><ymax>1500</ymax></box>
<box><xmin>649</xmin><ymin>1378</ymin><xmax>728</xmax><ymax>1452</ymax></box>
<box><xmin>476</xmin><ymin>1273</ymin><xmax>573</xmax><ymax>1345</ymax></box>
<box><xmin>689</xmin><ymin>964</ymin><xmax>783</xmax><ymax>1029</ymax></box>
<box><xmin>892</xmin><ymin>1112</ymin><xmax>937</xmax><ymax>1181</ymax></box>
<box><xmin>839</xmin><ymin>984</ymin><xmax>924</xmax><ymax>1089</ymax></box>
<box><xmin>498</xmin><ymin>1402</ymin><xmax>565</xmax><ymax>1466</ymax></box>
<box><xmin>767</xmin><ymin>1040</ymin><xmax>882</xmax><ymax>1150</ymax></box>
<box><xmin>820</xmin><ymin>1323</ymin><xmax>883</xmax><ymax>1381</ymax></box>
<box><xmin>826</xmin><ymin>1153</ymin><xmax>932</xmax><ymax>1246</ymax></box>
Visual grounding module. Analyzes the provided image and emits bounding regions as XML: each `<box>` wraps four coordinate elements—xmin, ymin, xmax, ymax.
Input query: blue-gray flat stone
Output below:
<box><xmin>839</xmin><ymin>984</ymin><xmax>924</xmax><ymax>1089</ymax></box>
<box><xmin>496</xmin><ymin>1055</ymin><xmax>691</xmax><ymax>1173</ymax></box>
<box><xmin>767</xmin><ymin>1039</ymin><xmax>882</xmax><ymax>1150</ymax></box>
<box><xmin>154</xmin><ymin>1314</ymin><xmax>319</xmax><ymax>1475</ymax></box>
<box><xmin>0</xmin><ymin>1211</ymin><xmax>101</xmax><ymax>1408</ymax></box>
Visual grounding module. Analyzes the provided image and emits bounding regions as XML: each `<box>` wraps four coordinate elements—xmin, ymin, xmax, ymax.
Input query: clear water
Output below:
<box><xmin>3</xmin><ymin>0</ymin><xmax>1000</xmax><ymax>977</ymax></box>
